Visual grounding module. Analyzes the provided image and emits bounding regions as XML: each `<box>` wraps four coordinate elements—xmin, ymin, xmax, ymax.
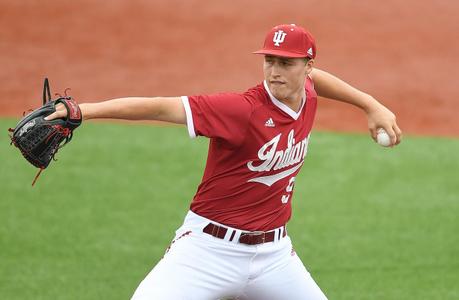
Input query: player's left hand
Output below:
<box><xmin>44</xmin><ymin>103</ymin><xmax>67</xmax><ymax>121</ymax></box>
<box><xmin>366</xmin><ymin>102</ymin><xmax>402</xmax><ymax>146</ymax></box>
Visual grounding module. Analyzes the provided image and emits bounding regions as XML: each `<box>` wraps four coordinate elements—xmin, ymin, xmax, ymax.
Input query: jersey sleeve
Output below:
<box><xmin>181</xmin><ymin>93</ymin><xmax>253</xmax><ymax>146</ymax></box>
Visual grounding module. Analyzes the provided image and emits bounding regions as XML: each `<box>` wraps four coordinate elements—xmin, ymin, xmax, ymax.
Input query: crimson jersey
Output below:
<box><xmin>181</xmin><ymin>78</ymin><xmax>317</xmax><ymax>231</ymax></box>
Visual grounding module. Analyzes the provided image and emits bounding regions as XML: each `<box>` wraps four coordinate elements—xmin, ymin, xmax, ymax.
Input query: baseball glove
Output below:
<box><xmin>8</xmin><ymin>78</ymin><xmax>82</xmax><ymax>185</ymax></box>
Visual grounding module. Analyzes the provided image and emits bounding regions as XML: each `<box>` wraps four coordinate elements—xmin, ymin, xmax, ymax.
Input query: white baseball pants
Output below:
<box><xmin>131</xmin><ymin>211</ymin><xmax>327</xmax><ymax>300</ymax></box>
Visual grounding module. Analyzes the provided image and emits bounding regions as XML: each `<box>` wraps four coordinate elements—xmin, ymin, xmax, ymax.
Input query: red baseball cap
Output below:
<box><xmin>253</xmin><ymin>24</ymin><xmax>316</xmax><ymax>59</ymax></box>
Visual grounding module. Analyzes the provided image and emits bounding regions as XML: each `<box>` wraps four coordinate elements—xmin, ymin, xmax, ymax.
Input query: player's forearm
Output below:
<box><xmin>310</xmin><ymin>68</ymin><xmax>401</xmax><ymax>144</ymax></box>
<box><xmin>81</xmin><ymin>98</ymin><xmax>159</xmax><ymax>120</ymax></box>
<box><xmin>310</xmin><ymin>68</ymin><xmax>382</xmax><ymax>113</ymax></box>
<box><xmin>80</xmin><ymin>97</ymin><xmax>186</xmax><ymax>124</ymax></box>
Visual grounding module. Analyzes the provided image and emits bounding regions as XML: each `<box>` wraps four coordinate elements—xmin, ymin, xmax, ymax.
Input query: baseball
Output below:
<box><xmin>376</xmin><ymin>128</ymin><xmax>391</xmax><ymax>147</ymax></box>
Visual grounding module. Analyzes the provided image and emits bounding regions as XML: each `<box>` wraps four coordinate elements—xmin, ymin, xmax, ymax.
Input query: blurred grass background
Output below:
<box><xmin>1</xmin><ymin>119</ymin><xmax>458</xmax><ymax>299</ymax></box>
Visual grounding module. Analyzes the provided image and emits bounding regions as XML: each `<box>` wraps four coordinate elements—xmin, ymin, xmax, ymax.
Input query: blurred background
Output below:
<box><xmin>1</xmin><ymin>1</ymin><xmax>458</xmax><ymax>300</ymax></box>
<box><xmin>0</xmin><ymin>0</ymin><xmax>458</xmax><ymax>135</ymax></box>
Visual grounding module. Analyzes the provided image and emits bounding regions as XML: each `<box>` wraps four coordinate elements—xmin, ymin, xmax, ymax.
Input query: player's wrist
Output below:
<box><xmin>360</xmin><ymin>94</ymin><xmax>382</xmax><ymax>114</ymax></box>
<box><xmin>79</xmin><ymin>103</ymin><xmax>92</xmax><ymax>121</ymax></box>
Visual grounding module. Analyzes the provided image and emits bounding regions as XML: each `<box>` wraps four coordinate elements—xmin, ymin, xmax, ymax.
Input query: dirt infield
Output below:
<box><xmin>1</xmin><ymin>0</ymin><xmax>457</xmax><ymax>136</ymax></box>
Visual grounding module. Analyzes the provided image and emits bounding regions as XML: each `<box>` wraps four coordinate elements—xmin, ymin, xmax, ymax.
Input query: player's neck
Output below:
<box><xmin>279</xmin><ymin>92</ymin><xmax>304</xmax><ymax>113</ymax></box>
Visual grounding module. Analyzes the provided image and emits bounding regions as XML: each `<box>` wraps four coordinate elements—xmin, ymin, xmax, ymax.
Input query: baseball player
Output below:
<box><xmin>46</xmin><ymin>24</ymin><xmax>402</xmax><ymax>299</ymax></box>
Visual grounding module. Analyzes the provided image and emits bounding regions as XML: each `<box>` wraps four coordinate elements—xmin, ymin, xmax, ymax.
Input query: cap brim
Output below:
<box><xmin>252</xmin><ymin>49</ymin><xmax>308</xmax><ymax>58</ymax></box>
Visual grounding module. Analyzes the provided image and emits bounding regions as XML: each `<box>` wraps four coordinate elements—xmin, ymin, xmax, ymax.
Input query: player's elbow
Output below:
<box><xmin>153</xmin><ymin>97</ymin><xmax>187</xmax><ymax>125</ymax></box>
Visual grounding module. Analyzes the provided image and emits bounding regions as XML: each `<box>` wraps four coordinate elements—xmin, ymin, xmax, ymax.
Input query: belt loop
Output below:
<box><xmin>224</xmin><ymin>228</ymin><xmax>233</xmax><ymax>241</ymax></box>
<box><xmin>232</xmin><ymin>229</ymin><xmax>242</xmax><ymax>243</ymax></box>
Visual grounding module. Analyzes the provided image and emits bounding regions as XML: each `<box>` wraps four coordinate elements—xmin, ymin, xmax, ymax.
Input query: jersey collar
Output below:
<box><xmin>263</xmin><ymin>80</ymin><xmax>306</xmax><ymax>120</ymax></box>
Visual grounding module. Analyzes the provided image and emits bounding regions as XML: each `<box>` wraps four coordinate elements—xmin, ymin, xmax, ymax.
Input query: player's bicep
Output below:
<box><xmin>155</xmin><ymin>97</ymin><xmax>187</xmax><ymax>125</ymax></box>
<box><xmin>309</xmin><ymin>68</ymin><xmax>334</xmax><ymax>97</ymax></box>
<box><xmin>310</xmin><ymin>68</ymin><xmax>361</xmax><ymax>100</ymax></box>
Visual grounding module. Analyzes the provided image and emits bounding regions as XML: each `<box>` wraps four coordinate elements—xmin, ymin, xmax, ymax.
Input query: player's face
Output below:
<box><xmin>263</xmin><ymin>55</ymin><xmax>313</xmax><ymax>104</ymax></box>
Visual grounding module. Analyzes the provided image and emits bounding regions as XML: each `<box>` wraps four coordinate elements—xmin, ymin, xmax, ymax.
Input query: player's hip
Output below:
<box><xmin>176</xmin><ymin>210</ymin><xmax>289</xmax><ymax>249</ymax></box>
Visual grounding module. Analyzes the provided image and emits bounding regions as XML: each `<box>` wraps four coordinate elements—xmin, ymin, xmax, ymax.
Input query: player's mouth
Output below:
<box><xmin>270</xmin><ymin>80</ymin><xmax>286</xmax><ymax>85</ymax></box>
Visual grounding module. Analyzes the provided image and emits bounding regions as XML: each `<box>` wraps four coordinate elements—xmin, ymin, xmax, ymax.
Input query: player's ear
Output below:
<box><xmin>305</xmin><ymin>58</ymin><xmax>314</xmax><ymax>75</ymax></box>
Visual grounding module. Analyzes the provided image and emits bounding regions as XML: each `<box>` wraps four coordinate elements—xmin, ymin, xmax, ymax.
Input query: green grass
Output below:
<box><xmin>1</xmin><ymin>118</ymin><xmax>458</xmax><ymax>299</ymax></box>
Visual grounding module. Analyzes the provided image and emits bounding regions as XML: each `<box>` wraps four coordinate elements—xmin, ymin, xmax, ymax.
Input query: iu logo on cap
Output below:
<box><xmin>273</xmin><ymin>30</ymin><xmax>287</xmax><ymax>46</ymax></box>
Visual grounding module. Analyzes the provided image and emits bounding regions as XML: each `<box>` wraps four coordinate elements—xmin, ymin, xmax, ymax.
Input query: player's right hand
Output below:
<box><xmin>367</xmin><ymin>102</ymin><xmax>402</xmax><ymax>146</ymax></box>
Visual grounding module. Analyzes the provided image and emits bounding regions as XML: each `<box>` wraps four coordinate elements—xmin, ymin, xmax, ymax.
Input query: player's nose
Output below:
<box><xmin>270</xmin><ymin>65</ymin><xmax>281</xmax><ymax>77</ymax></box>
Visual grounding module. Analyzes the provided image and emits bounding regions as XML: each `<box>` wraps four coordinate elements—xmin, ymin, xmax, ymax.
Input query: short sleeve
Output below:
<box><xmin>181</xmin><ymin>93</ymin><xmax>253</xmax><ymax>146</ymax></box>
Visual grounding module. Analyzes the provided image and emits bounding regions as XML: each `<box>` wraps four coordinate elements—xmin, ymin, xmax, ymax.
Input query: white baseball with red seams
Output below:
<box><xmin>377</xmin><ymin>128</ymin><xmax>391</xmax><ymax>147</ymax></box>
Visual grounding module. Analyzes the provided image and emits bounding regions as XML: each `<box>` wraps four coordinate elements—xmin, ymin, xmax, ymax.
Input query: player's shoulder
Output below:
<box><xmin>187</xmin><ymin>83</ymin><xmax>268</xmax><ymax>113</ymax></box>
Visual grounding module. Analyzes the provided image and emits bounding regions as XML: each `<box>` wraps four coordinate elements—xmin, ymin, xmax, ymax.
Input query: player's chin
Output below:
<box><xmin>270</xmin><ymin>87</ymin><xmax>289</xmax><ymax>100</ymax></box>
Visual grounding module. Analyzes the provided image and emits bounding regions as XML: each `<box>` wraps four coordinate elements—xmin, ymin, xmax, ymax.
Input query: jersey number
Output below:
<box><xmin>281</xmin><ymin>177</ymin><xmax>296</xmax><ymax>204</ymax></box>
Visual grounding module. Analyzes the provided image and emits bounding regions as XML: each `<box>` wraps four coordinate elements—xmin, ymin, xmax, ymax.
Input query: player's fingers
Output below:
<box><xmin>384</xmin><ymin>126</ymin><xmax>397</xmax><ymax>146</ymax></box>
<box><xmin>44</xmin><ymin>112</ymin><xmax>57</xmax><ymax>121</ymax></box>
<box><xmin>44</xmin><ymin>103</ymin><xmax>66</xmax><ymax>120</ymax></box>
<box><xmin>393</xmin><ymin>124</ymin><xmax>403</xmax><ymax>145</ymax></box>
<box><xmin>369</xmin><ymin>127</ymin><xmax>377</xmax><ymax>142</ymax></box>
